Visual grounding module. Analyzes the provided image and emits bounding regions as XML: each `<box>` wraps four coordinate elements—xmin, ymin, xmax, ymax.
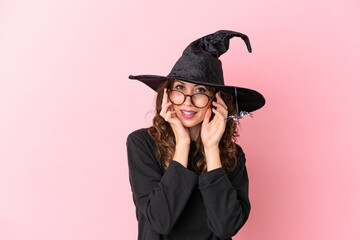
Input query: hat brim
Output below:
<box><xmin>128</xmin><ymin>75</ymin><xmax>265</xmax><ymax>112</ymax></box>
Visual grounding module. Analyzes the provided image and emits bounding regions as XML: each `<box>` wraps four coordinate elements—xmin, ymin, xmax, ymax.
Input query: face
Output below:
<box><xmin>169</xmin><ymin>80</ymin><xmax>215</xmax><ymax>130</ymax></box>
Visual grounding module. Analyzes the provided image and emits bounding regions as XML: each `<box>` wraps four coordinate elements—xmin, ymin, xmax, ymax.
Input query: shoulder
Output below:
<box><xmin>127</xmin><ymin>128</ymin><xmax>164</xmax><ymax>175</ymax></box>
<box><xmin>127</xmin><ymin>127</ymin><xmax>151</xmax><ymax>142</ymax></box>
<box><xmin>235</xmin><ymin>143</ymin><xmax>246</xmax><ymax>163</ymax></box>
<box><xmin>127</xmin><ymin>127</ymin><xmax>152</xmax><ymax>144</ymax></box>
<box><xmin>228</xmin><ymin>143</ymin><xmax>247</xmax><ymax>178</ymax></box>
<box><xmin>126</xmin><ymin>127</ymin><xmax>156</xmax><ymax>153</ymax></box>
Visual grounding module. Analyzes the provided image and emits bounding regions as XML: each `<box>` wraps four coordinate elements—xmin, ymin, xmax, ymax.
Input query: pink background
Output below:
<box><xmin>1</xmin><ymin>0</ymin><xmax>359</xmax><ymax>239</ymax></box>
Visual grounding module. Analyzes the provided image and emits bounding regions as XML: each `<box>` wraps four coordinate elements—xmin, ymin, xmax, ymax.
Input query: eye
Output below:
<box><xmin>174</xmin><ymin>85</ymin><xmax>185</xmax><ymax>90</ymax></box>
<box><xmin>195</xmin><ymin>87</ymin><xmax>207</xmax><ymax>93</ymax></box>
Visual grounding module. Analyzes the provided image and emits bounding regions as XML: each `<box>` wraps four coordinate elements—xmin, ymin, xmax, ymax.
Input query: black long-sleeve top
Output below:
<box><xmin>126</xmin><ymin>128</ymin><xmax>251</xmax><ymax>240</ymax></box>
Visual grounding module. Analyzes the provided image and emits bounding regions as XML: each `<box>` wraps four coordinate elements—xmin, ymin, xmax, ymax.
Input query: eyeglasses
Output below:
<box><xmin>167</xmin><ymin>89</ymin><xmax>216</xmax><ymax>108</ymax></box>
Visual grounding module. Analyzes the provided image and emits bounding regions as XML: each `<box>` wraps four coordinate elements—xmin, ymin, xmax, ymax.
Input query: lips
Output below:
<box><xmin>180</xmin><ymin>110</ymin><xmax>197</xmax><ymax>119</ymax></box>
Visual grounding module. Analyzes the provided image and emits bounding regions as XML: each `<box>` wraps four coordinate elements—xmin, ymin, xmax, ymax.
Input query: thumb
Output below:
<box><xmin>202</xmin><ymin>108</ymin><xmax>212</xmax><ymax>125</ymax></box>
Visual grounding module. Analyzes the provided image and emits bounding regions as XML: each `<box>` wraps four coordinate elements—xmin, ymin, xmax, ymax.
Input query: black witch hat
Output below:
<box><xmin>129</xmin><ymin>30</ymin><xmax>265</xmax><ymax>120</ymax></box>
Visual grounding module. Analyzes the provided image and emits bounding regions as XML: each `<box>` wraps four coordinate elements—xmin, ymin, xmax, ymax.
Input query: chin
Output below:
<box><xmin>180</xmin><ymin>118</ymin><xmax>202</xmax><ymax>128</ymax></box>
<box><xmin>175</xmin><ymin>111</ymin><xmax>204</xmax><ymax>128</ymax></box>
<box><xmin>181</xmin><ymin>122</ymin><xmax>197</xmax><ymax>128</ymax></box>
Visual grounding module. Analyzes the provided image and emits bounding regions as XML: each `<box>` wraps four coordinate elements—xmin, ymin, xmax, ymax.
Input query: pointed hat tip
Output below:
<box><xmin>202</xmin><ymin>30</ymin><xmax>252</xmax><ymax>56</ymax></box>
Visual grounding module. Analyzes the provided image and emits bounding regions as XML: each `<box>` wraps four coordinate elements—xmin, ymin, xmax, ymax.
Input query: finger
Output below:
<box><xmin>160</xmin><ymin>102</ymin><xmax>172</xmax><ymax>114</ymax></box>
<box><xmin>170</xmin><ymin>111</ymin><xmax>177</xmax><ymax>118</ymax></box>
<box><xmin>212</xmin><ymin>107</ymin><xmax>226</xmax><ymax>120</ymax></box>
<box><xmin>211</xmin><ymin>108</ymin><xmax>227</xmax><ymax>135</ymax></box>
<box><xmin>164</xmin><ymin>110</ymin><xmax>174</xmax><ymax>122</ymax></box>
<box><xmin>161</xmin><ymin>88</ymin><xmax>168</xmax><ymax>107</ymax></box>
<box><xmin>167</xmin><ymin>112</ymin><xmax>183</xmax><ymax>127</ymax></box>
<box><xmin>216</xmin><ymin>94</ymin><xmax>228</xmax><ymax>111</ymax></box>
<box><xmin>209</xmin><ymin>109</ymin><xmax>223</xmax><ymax>130</ymax></box>
<box><xmin>163</xmin><ymin>110</ymin><xmax>177</xmax><ymax>122</ymax></box>
<box><xmin>215</xmin><ymin>92</ymin><xmax>228</xmax><ymax>110</ymax></box>
<box><xmin>212</xmin><ymin>101</ymin><xmax>228</xmax><ymax>117</ymax></box>
<box><xmin>202</xmin><ymin>108</ymin><xmax>212</xmax><ymax>125</ymax></box>
<box><xmin>160</xmin><ymin>102</ymin><xmax>172</xmax><ymax>117</ymax></box>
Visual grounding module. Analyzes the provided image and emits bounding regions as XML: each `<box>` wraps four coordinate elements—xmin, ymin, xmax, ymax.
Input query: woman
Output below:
<box><xmin>127</xmin><ymin>30</ymin><xmax>265</xmax><ymax>240</ymax></box>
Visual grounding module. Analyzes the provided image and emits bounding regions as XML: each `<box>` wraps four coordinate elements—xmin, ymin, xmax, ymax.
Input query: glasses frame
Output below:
<box><xmin>167</xmin><ymin>89</ymin><xmax>216</xmax><ymax>109</ymax></box>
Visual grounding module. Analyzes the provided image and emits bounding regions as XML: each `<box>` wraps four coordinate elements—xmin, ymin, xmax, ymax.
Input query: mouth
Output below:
<box><xmin>180</xmin><ymin>110</ymin><xmax>197</xmax><ymax>119</ymax></box>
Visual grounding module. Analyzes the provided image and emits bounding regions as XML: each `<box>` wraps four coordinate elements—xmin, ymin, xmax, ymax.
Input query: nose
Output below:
<box><xmin>183</xmin><ymin>94</ymin><xmax>193</xmax><ymax>106</ymax></box>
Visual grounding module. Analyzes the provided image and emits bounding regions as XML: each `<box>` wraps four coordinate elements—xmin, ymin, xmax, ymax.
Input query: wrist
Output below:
<box><xmin>176</xmin><ymin>142</ymin><xmax>190</xmax><ymax>150</ymax></box>
<box><xmin>173</xmin><ymin>143</ymin><xmax>190</xmax><ymax>168</ymax></box>
<box><xmin>175</xmin><ymin>137</ymin><xmax>190</xmax><ymax>146</ymax></box>
<box><xmin>204</xmin><ymin>145</ymin><xmax>219</xmax><ymax>153</ymax></box>
<box><xmin>204</xmin><ymin>146</ymin><xmax>222</xmax><ymax>171</ymax></box>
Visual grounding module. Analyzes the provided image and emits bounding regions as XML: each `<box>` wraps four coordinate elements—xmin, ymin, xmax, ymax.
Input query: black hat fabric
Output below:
<box><xmin>129</xmin><ymin>30</ymin><xmax>265</xmax><ymax>115</ymax></box>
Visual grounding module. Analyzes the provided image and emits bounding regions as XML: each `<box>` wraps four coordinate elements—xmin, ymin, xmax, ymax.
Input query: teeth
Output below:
<box><xmin>182</xmin><ymin>111</ymin><xmax>195</xmax><ymax>116</ymax></box>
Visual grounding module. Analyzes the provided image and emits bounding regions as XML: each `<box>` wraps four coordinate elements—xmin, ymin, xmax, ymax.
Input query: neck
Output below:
<box><xmin>188</xmin><ymin>124</ymin><xmax>201</xmax><ymax>141</ymax></box>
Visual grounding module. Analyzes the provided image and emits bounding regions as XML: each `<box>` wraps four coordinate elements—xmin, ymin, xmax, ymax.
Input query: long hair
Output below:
<box><xmin>148</xmin><ymin>79</ymin><xmax>240</xmax><ymax>174</ymax></box>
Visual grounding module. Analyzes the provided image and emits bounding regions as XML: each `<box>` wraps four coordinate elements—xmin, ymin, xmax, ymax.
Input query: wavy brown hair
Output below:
<box><xmin>148</xmin><ymin>79</ymin><xmax>240</xmax><ymax>174</ymax></box>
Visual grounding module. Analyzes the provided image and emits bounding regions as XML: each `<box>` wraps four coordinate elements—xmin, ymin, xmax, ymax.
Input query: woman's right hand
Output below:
<box><xmin>160</xmin><ymin>88</ymin><xmax>191</xmax><ymax>146</ymax></box>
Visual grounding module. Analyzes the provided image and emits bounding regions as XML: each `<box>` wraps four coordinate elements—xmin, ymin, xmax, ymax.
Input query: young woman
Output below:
<box><xmin>127</xmin><ymin>30</ymin><xmax>265</xmax><ymax>240</ymax></box>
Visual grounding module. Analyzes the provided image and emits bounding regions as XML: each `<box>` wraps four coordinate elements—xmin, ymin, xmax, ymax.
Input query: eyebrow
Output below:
<box><xmin>175</xmin><ymin>80</ymin><xmax>205</xmax><ymax>88</ymax></box>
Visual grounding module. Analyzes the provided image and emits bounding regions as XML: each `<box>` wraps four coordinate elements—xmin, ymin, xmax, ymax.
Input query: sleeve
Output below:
<box><xmin>198</xmin><ymin>144</ymin><xmax>251</xmax><ymax>239</ymax></box>
<box><xmin>126</xmin><ymin>130</ymin><xmax>199</xmax><ymax>235</ymax></box>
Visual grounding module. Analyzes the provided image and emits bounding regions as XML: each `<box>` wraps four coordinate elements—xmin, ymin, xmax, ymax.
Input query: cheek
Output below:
<box><xmin>172</xmin><ymin>105</ymin><xmax>180</xmax><ymax>112</ymax></box>
<box><xmin>172</xmin><ymin>106</ymin><xmax>182</xmax><ymax>117</ymax></box>
<box><xmin>197</xmin><ymin>107</ymin><xmax>210</xmax><ymax>119</ymax></box>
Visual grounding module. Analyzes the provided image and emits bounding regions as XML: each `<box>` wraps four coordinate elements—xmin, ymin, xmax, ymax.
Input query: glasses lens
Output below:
<box><xmin>168</xmin><ymin>90</ymin><xmax>210</xmax><ymax>108</ymax></box>
<box><xmin>192</xmin><ymin>94</ymin><xmax>209</xmax><ymax>108</ymax></box>
<box><xmin>169</xmin><ymin>90</ymin><xmax>185</xmax><ymax>105</ymax></box>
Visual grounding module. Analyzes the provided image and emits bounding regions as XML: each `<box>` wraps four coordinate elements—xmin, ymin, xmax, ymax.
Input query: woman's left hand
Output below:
<box><xmin>201</xmin><ymin>92</ymin><xmax>228</xmax><ymax>149</ymax></box>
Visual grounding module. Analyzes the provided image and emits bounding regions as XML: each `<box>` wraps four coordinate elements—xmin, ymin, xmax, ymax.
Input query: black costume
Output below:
<box><xmin>126</xmin><ymin>128</ymin><xmax>251</xmax><ymax>240</ymax></box>
<box><xmin>127</xmin><ymin>30</ymin><xmax>265</xmax><ymax>239</ymax></box>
